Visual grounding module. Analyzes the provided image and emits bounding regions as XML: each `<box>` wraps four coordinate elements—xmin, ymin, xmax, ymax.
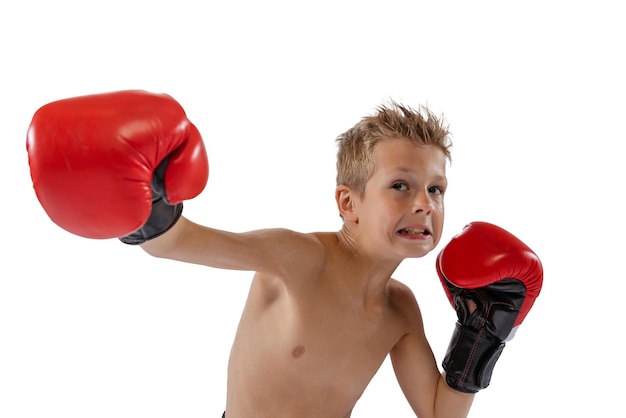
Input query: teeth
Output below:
<box><xmin>399</xmin><ymin>228</ymin><xmax>427</xmax><ymax>235</ymax></box>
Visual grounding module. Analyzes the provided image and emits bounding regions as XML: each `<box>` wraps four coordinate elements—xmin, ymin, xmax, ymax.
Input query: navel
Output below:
<box><xmin>292</xmin><ymin>345</ymin><xmax>306</xmax><ymax>359</ymax></box>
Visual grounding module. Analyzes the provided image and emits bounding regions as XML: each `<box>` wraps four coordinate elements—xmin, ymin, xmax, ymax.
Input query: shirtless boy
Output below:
<box><xmin>27</xmin><ymin>90</ymin><xmax>543</xmax><ymax>418</ymax></box>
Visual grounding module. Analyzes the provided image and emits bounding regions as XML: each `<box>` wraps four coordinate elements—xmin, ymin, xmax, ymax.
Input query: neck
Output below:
<box><xmin>334</xmin><ymin>228</ymin><xmax>401</xmax><ymax>305</ymax></box>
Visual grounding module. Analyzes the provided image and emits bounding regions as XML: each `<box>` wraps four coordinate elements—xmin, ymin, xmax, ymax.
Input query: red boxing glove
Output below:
<box><xmin>27</xmin><ymin>90</ymin><xmax>209</xmax><ymax>242</ymax></box>
<box><xmin>436</xmin><ymin>222</ymin><xmax>543</xmax><ymax>393</ymax></box>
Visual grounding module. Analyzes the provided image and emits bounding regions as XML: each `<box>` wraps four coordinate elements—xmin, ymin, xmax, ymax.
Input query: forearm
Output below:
<box><xmin>139</xmin><ymin>217</ymin><xmax>307</xmax><ymax>273</ymax></box>
<box><xmin>139</xmin><ymin>216</ymin><xmax>231</xmax><ymax>268</ymax></box>
<box><xmin>140</xmin><ymin>215</ymin><xmax>238</xmax><ymax>268</ymax></box>
<box><xmin>433</xmin><ymin>373</ymin><xmax>474</xmax><ymax>418</ymax></box>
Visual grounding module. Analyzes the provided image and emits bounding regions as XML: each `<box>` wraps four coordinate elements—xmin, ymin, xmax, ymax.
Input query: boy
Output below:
<box><xmin>27</xmin><ymin>90</ymin><xmax>542</xmax><ymax>418</ymax></box>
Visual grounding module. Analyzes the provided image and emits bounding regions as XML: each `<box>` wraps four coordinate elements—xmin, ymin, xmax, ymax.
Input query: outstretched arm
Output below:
<box><xmin>26</xmin><ymin>90</ymin><xmax>325</xmax><ymax>282</ymax></box>
<box><xmin>141</xmin><ymin>216</ymin><xmax>325</xmax><ymax>278</ymax></box>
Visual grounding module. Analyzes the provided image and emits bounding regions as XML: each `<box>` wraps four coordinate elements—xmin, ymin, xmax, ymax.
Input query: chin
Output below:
<box><xmin>411</xmin><ymin>251</ymin><xmax>433</xmax><ymax>259</ymax></box>
<box><xmin>404</xmin><ymin>246</ymin><xmax>436</xmax><ymax>259</ymax></box>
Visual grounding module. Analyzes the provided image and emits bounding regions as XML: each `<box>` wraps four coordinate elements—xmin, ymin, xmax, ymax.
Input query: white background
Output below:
<box><xmin>1</xmin><ymin>1</ymin><xmax>624</xmax><ymax>417</ymax></box>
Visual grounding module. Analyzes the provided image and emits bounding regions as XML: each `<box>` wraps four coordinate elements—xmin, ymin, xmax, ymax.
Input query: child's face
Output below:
<box><xmin>356</xmin><ymin>138</ymin><xmax>447</xmax><ymax>259</ymax></box>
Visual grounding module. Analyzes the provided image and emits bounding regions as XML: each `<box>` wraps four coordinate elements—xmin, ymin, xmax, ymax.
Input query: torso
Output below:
<box><xmin>224</xmin><ymin>232</ymin><xmax>415</xmax><ymax>418</ymax></box>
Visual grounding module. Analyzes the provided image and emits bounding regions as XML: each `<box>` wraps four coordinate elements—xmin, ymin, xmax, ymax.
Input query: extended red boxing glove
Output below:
<box><xmin>26</xmin><ymin>90</ymin><xmax>209</xmax><ymax>243</ymax></box>
<box><xmin>436</xmin><ymin>222</ymin><xmax>543</xmax><ymax>393</ymax></box>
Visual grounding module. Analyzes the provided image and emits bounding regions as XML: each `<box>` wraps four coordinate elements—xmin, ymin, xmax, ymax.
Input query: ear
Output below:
<box><xmin>335</xmin><ymin>185</ymin><xmax>358</xmax><ymax>222</ymax></box>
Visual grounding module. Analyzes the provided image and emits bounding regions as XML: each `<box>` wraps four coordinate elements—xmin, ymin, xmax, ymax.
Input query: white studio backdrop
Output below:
<box><xmin>1</xmin><ymin>1</ymin><xmax>624</xmax><ymax>417</ymax></box>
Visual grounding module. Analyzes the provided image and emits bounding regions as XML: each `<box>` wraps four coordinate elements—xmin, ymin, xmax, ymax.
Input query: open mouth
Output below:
<box><xmin>397</xmin><ymin>227</ymin><xmax>431</xmax><ymax>236</ymax></box>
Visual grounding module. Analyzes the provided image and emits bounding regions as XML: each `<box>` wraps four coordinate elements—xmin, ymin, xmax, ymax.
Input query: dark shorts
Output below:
<box><xmin>222</xmin><ymin>413</ymin><xmax>225</xmax><ymax>418</ymax></box>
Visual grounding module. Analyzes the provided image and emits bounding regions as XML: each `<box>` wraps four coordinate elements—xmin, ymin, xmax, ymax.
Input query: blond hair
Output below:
<box><xmin>336</xmin><ymin>101</ymin><xmax>451</xmax><ymax>195</ymax></box>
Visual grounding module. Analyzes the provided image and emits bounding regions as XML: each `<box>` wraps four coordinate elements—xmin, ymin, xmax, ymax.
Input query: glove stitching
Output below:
<box><xmin>459</xmin><ymin>289</ymin><xmax>489</xmax><ymax>388</ymax></box>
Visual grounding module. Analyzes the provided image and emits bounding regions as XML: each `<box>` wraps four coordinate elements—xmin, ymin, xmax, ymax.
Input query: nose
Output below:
<box><xmin>412</xmin><ymin>190</ymin><xmax>433</xmax><ymax>215</ymax></box>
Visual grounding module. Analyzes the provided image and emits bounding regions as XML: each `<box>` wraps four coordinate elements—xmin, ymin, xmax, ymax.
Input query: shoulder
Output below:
<box><xmin>242</xmin><ymin>227</ymin><xmax>326</xmax><ymax>254</ymax></box>
<box><xmin>275</xmin><ymin>229</ymin><xmax>328</xmax><ymax>257</ymax></box>
<box><xmin>388</xmin><ymin>279</ymin><xmax>418</xmax><ymax>308</ymax></box>
<box><xmin>265</xmin><ymin>229</ymin><xmax>330</xmax><ymax>277</ymax></box>
<box><xmin>387</xmin><ymin>279</ymin><xmax>424</xmax><ymax>329</ymax></box>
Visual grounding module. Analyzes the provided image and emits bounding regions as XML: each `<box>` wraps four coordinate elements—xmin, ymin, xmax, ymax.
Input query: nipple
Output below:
<box><xmin>292</xmin><ymin>345</ymin><xmax>306</xmax><ymax>359</ymax></box>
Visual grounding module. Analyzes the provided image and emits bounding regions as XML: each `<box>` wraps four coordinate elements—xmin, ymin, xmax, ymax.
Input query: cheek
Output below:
<box><xmin>433</xmin><ymin>203</ymin><xmax>445</xmax><ymax>234</ymax></box>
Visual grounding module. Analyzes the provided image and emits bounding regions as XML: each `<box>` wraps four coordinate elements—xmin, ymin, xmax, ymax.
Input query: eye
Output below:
<box><xmin>392</xmin><ymin>182</ymin><xmax>409</xmax><ymax>191</ymax></box>
<box><xmin>428</xmin><ymin>185</ymin><xmax>444</xmax><ymax>195</ymax></box>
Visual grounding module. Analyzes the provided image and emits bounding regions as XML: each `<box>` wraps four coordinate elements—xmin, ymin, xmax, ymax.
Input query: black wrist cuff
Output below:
<box><xmin>442</xmin><ymin>322</ymin><xmax>505</xmax><ymax>393</ymax></box>
<box><xmin>119</xmin><ymin>199</ymin><xmax>183</xmax><ymax>245</ymax></box>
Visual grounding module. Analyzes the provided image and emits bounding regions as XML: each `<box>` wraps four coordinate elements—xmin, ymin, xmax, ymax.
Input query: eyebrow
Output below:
<box><xmin>392</xmin><ymin>167</ymin><xmax>448</xmax><ymax>182</ymax></box>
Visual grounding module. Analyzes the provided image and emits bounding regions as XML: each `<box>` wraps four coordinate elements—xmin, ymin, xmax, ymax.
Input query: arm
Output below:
<box><xmin>26</xmin><ymin>89</ymin><xmax>324</xmax><ymax>280</ymax></box>
<box><xmin>389</xmin><ymin>286</ymin><xmax>474</xmax><ymax>418</ymax></box>
<box><xmin>141</xmin><ymin>216</ymin><xmax>325</xmax><ymax>278</ymax></box>
<box><xmin>392</xmin><ymin>221</ymin><xmax>542</xmax><ymax>417</ymax></box>
<box><xmin>436</xmin><ymin>222</ymin><xmax>543</xmax><ymax>393</ymax></box>
<box><xmin>391</xmin><ymin>332</ymin><xmax>474</xmax><ymax>418</ymax></box>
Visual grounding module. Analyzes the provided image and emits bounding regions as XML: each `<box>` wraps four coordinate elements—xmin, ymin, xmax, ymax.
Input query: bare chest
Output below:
<box><xmin>226</xmin><ymin>279</ymin><xmax>407</xmax><ymax>416</ymax></box>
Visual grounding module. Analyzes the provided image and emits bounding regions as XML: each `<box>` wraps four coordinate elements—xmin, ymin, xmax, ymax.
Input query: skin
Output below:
<box><xmin>141</xmin><ymin>138</ymin><xmax>474</xmax><ymax>418</ymax></box>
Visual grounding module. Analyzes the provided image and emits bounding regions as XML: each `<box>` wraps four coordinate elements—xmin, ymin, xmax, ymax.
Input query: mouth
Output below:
<box><xmin>397</xmin><ymin>227</ymin><xmax>431</xmax><ymax>237</ymax></box>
